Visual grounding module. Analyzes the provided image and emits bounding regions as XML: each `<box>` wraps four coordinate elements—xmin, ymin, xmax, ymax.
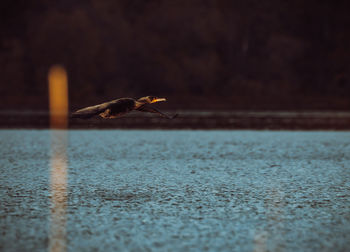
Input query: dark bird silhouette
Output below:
<box><xmin>71</xmin><ymin>96</ymin><xmax>178</xmax><ymax>119</ymax></box>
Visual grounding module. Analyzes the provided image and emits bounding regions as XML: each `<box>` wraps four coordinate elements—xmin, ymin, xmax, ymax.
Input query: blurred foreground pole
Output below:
<box><xmin>49</xmin><ymin>65</ymin><xmax>68</xmax><ymax>129</ymax></box>
<box><xmin>48</xmin><ymin>65</ymin><xmax>68</xmax><ymax>252</ymax></box>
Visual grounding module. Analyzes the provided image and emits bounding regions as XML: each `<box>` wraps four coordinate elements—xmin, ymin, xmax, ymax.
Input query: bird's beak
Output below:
<box><xmin>151</xmin><ymin>98</ymin><xmax>166</xmax><ymax>103</ymax></box>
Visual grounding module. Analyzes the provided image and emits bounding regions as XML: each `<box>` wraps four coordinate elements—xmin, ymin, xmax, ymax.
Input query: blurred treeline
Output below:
<box><xmin>1</xmin><ymin>0</ymin><xmax>349</xmax><ymax>110</ymax></box>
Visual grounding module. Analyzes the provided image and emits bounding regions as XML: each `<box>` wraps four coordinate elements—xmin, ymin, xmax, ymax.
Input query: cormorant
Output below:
<box><xmin>71</xmin><ymin>96</ymin><xmax>178</xmax><ymax>119</ymax></box>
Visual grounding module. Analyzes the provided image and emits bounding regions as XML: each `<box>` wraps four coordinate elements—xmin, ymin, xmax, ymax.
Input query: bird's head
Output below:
<box><xmin>137</xmin><ymin>96</ymin><xmax>166</xmax><ymax>104</ymax></box>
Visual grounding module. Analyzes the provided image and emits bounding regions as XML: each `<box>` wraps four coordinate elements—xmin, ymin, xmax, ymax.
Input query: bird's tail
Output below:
<box><xmin>70</xmin><ymin>111</ymin><xmax>95</xmax><ymax>119</ymax></box>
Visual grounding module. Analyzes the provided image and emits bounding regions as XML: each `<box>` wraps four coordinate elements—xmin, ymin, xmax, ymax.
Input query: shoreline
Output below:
<box><xmin>1</xmin><ymin>110</ymin><xmax>350</xmax><ymax>130</ymax></box>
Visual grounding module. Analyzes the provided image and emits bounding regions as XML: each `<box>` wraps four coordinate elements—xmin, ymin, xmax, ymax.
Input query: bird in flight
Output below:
<box><xmin>71</xmin><ymin>96</ymin><xmax>178</xmax><ymax>119</ymax></box>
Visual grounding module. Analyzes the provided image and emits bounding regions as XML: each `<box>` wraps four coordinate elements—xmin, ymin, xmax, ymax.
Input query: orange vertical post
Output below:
<box><xmin>48</xmin><ymin>65</ymin><xmax>68</xmax><ymax>252</ymax></box>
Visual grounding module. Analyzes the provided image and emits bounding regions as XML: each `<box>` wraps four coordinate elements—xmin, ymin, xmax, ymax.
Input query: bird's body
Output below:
<box><xmin>71</xmin><ymin>96</ymin><xmax>177</xmax><ymax>119</ymax></box>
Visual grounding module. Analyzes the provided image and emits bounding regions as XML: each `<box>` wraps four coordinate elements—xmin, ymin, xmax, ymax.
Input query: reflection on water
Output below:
<box><xmin>49</xmin><ymin>131</ymin><xmax>68</xmax><ymax>252</ymax></box>
<box><xmin>253</xmin><ymin>231</ymin><xmax>268</xmax><ymax>252</ymax></box>
<box><xmin>253</xmin><ymin>181</ymin><xmax>286</xmax><ymax>252</ymax></box>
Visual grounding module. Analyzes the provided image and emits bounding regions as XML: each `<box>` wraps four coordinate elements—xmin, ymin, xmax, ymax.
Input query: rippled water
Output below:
<box><xmin>1</xmin><ymin>130</ymin><xmax>350</xmax><ymax>251</ymax></box>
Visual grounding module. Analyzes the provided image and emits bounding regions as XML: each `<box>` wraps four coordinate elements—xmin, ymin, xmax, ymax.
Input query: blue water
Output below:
<box><xmin>1</xmin><ymin>130</ymin><xmax>350</xmax><ymax>251</ymax></box>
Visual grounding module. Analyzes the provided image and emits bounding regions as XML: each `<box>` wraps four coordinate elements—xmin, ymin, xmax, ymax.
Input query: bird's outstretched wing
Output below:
<box><xmin>136</xmin><ymin>105</ymin><xmax>178</xmax><ymax>119</ymax></box>
<box><xmin>71</xmin><ymin>101</ymin><xmax>112</xmax><ymax>119</ymax></box>
<box><xmin>71</xmin><ymin>98</ymin><xmax>136</xmax><ymax>119</ymax></box>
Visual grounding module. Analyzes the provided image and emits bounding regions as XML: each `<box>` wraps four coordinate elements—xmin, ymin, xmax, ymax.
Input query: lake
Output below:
<box><xmin>1</xmin><ymin>130</ymin><xmax>349</xmax><ymax>251</ymax></box>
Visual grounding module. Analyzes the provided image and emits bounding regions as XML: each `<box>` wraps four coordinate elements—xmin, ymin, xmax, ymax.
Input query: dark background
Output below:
<box><xmin>1</xmin><ymin>0</ymin><xmax>350</xmax><ymax>111</ymax></box>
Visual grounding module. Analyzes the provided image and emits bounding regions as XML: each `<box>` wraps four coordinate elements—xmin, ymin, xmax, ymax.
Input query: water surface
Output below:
<box><xmin>1</xmin><ymin>130</ymin><xmax>350</xmax><ymax>251</ymax></box>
